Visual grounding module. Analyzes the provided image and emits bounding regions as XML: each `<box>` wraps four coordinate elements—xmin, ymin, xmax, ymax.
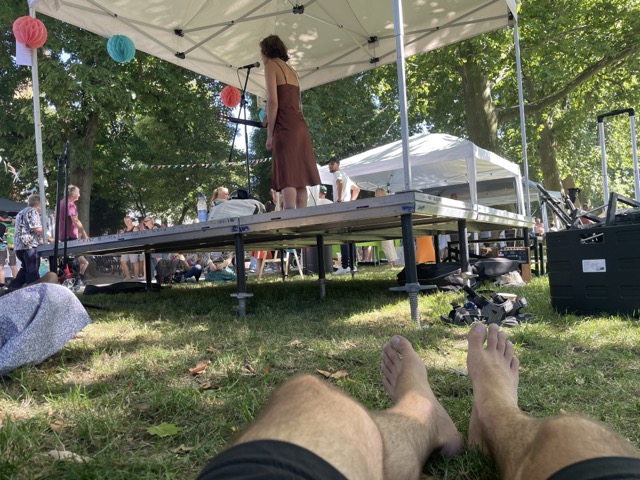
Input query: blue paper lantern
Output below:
<box><xmin>107</xmin><ymin>34</ymin><xmax>135</xmax><ymax>63</ymax></box>
<box><xmin>258</xmin><ymin>108</ymin><xmax>266</xmax><ymax>122</ymax></box>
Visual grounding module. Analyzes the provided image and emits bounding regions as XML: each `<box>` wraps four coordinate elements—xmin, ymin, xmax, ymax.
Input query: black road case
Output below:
<box><xmin>547</xmin><ymin>223</ymin><xmax>640</xmax><ymax>315</ymax></box>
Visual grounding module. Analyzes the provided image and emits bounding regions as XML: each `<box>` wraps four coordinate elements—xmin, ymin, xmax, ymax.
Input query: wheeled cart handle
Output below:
<box><xmin>597</xmin><ymin>108</ymin><xmax>635</xmax><ymax>122</ymax></box>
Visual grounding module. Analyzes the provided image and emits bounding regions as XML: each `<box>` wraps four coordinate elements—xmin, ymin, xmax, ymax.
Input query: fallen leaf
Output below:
<box><xmin>147</xmin><ymin>422</ymin><xmax>183</xmax><ymax>438</ymax></box>
<box><xmin>47</xmin><ymin>450</ymin><xmax>91</xmax><ymax>463</ymax></box>
<box><xmin>258</xmin><ymin>344</ymin><xmax>264</xmax><ymax>356</ymax></box>
<box><xmin>49</xmin><ymin>419</ymin><xmax>66</xmax><ymax>432</ymax></box>
<box><xmin>206</xmin><ymin>346</ymin><xmax>221</xmax><ymax>354</ymax></box>
<box><xmin>316</xmin><ymin>369</ymin><xmax>348</xmax><ymax>379</ymax></box>
<box><xmin>241</xmin><ymin>359</ymin><xmax>256</xmax><ymax>375</ymax></box>
<box><xmin>189</xmin><ymin>359</ymin><xmax>211</xmax><ymax>375</ymax></box>
<box><xmin>172</xmin><ymin>444</ymin><xmax>193</xmax><ymax>454</ymax></box>
<box><xmin>200</xmin><ymin>382</ymin><xmax>213</xmax><ymax>391</ymax></box>
<box><xmin>287</xmin><ymin>339</ymin><xmax>303</xmax><ymax>348</ymax></box>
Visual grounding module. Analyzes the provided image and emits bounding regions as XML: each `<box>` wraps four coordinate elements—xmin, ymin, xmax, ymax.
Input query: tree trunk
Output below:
<box><xmin>537</xmin><ymin>114</ymin><xmax>563</xmax><ymax>192</ymax></box>
<box><xmin>70</xmin><ymin>110</ymin><xmax>100</xmax><ymax>236</ymax></box>
<box><xmin>458</xmin><ymin>50</ymin><xmax>499</xmax><ymax>152</ymax></box>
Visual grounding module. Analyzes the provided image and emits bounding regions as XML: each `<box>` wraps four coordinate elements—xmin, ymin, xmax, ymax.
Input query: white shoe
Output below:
<box><xmin>332</xmin><ymin>267</ymin><xmax>350</xmax><ymax>275</ymax></box>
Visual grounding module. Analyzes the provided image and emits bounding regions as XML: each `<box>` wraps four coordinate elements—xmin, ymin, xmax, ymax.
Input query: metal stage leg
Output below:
<box><xmin>458</xmin><ymin>220</ymin><xmax>469</xmax><ymax>273</ymax></box>
<box><xmin>349</xmin><ymin>241</ymin><xmax>356</xmax><ymax>276</ymax></box>
<box><xmin>230</xmin><ymin>233</ymin><xmax>253</xmax><ymax>316</ymax></box>
<box><xmin>316</xmin><ymin>234</ymin><xmax>326</xmax><ymax>299</ymax></box>
<box><xmin>144</xmin><ymin>251</ymin><xmax>152</xmax><ymax>289</ymax></box>
<box><xmin>389</xmin><ymin>213</ymin><xmax>434</xmax><ymax>325</ymax></box>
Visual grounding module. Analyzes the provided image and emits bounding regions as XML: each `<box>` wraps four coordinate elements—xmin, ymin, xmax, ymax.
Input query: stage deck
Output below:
<box><xmin>40</xmin><ymin>192</ymin><xmax>533</xmax><ymax>319</ymax></box>
<box><xmin>39</xmin><ymin>192</ymin><xmax>532</xmax><ymax>257</ymax></box>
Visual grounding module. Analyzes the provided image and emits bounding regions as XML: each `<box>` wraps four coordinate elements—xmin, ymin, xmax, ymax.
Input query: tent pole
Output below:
<box><xmin>392</xmin><ymin>0</ymin><xmax>412</xmax><ymax>192</ymax></box>
<box><xmin>514</xmin><ymin>19</ymin><xmax>531</xmax><ymax>217</ymax></box>
<box><xmin>29</xmin><ymin>4</ymin><xmax>48</xmax><ymax>244</ymax></box>
<box><xmin>391</xmin><ymin>0</ymin><xmax>431</xmax><ymax>325</ymax></box>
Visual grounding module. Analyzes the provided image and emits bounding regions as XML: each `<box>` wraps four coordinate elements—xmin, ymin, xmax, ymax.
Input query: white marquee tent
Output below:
<box><xmin>318</xmin><ymin>132</ymin><xmax>526</xmax><ymax>213</ymax></box>
<box><xmin>32</xmin><ymin>0</ymin><xmax>517</xmax><ymax>98</ymax></box>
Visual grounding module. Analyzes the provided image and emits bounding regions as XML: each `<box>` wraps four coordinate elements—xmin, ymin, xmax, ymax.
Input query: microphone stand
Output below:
<box><xmin>226</xmin><ymin>66</ymin><xmax>255</xmax><ymax>196</ymax></box>
<box><xmin>52</xmin><ymin>141</ymin><xmax>70</xmax><ymax>273</ymax></box>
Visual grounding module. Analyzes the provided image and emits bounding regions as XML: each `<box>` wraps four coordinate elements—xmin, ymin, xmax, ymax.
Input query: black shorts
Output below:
<box><xmin>548</xmin><ymin>456</ymin><xmax>640</xmax><ymax>480</ymax></box>
<box><xmin>197</xmin><ymin>439</ymin><xmax>348</xmax><ymax>480</ymax></box>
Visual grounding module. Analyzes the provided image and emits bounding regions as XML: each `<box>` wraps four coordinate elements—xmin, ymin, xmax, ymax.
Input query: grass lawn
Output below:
<box><xmin>1</xmin><ymin>268</ymin><xmax>639</xmax><ymax>479</ymax></box>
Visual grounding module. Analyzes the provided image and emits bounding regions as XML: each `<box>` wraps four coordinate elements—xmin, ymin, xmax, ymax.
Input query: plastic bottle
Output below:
<box><xmin>197</xmin><ymin>193</ymin><xmax>207</xmax><ymax>222</ymax></box>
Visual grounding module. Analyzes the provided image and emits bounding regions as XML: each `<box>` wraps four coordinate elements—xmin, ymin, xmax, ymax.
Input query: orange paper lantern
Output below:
<box><xmin>13</xmin><ymin>16</ymin><xmax>48</xmax><ymax>49</ymax></box>
<box><xmin>221</xmin><ymin>85</ymin><xmax>241</xmax><ymax>107</ymax></box>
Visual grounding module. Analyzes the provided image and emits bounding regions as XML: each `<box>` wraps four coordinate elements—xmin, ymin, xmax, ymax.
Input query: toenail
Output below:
<box><xmin>391</xmin><ymin>335</ymin><xmax>401</xmax><ymax>346</ymax></box>
<box><xmin>472</xmin><ymin>323</ymin><xmax>485</xmax><ymax>332</ymax></box>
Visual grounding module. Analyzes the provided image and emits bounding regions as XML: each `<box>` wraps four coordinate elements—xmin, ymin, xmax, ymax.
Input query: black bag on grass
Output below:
<box><xmin>471</xmin><ymin>258</ymin><xmax>520</xmax><ymax>280</ymax></box>
<box><xmin>397</xmin><ymin>263</ymin><xmax>473</xmax><ymax>292</ymax></box>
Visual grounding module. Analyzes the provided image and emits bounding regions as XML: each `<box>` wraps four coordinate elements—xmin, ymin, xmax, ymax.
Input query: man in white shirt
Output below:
<box><xmin>328</xmin><ymin>157</ymin><xmax>360</xmax><ymax>274</ymax></box>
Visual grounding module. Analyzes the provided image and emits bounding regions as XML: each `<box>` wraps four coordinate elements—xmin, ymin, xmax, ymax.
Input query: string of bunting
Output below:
<box><xmin>126</xmin><ymin>157</ymin><xmax>273</xmax><ymax>170</ymax></box>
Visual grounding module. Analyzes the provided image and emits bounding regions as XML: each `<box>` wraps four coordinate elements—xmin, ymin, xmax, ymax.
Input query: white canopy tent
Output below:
<box><xmin>318</xmin><ymin>132</ymin><xmax>525</xmax><ymax>213</ymax></box>
<box><xmin>33</xmin><ymin>0</ymin><xmax>516</xmax><ymax>98</ymax></box>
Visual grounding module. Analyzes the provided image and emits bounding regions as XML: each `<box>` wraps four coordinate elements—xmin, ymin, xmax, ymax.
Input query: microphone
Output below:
<box><xmin>238</xmin><ymin>61</ymin><xmax>260</xmax><ymax>70</ymax></box>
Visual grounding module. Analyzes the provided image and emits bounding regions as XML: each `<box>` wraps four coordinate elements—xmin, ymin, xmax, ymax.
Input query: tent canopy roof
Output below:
<box><xmin>35</xmin><ymin>0</ymin><xmax>516</xmax><ymax>97</ymax></box>
<box><xmin>318</xmin><ymin>132</ymin><xmax>522</xmax><ymax>193</ymax></box>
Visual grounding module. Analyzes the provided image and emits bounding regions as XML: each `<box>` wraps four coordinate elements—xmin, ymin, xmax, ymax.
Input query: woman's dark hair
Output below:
<box><xmin>259</xmin><ymin>35</ymin><xmax>289</xmax><ymax>62</ymax></box>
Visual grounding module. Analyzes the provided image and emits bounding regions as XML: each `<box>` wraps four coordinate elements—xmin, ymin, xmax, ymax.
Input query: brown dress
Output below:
<box><xmin>271</xmin><ymin>63</ymin><xmax>321</xmax><ymax>191</ymax></box>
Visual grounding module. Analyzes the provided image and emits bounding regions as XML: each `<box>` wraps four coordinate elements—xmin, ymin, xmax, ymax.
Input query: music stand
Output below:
<box><xmin>226</xmin><ymin>65</ymin><xmax>260</xmax><ymax>196</ymax></box>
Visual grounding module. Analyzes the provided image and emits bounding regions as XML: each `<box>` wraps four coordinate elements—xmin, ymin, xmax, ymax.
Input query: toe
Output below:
<box><xmin>389</xmin><ymin>335</ymin><xmax>411</xmax><ymax>355</ymax></box>
<box><xmin>497</xmin><ymin>330</ymin><xmax>507</xmax><ymax>354</ymax></box>
<box><xmin>486</xmin><ymin>323</ymin><xmax>500</xmax><ymax>350</ymax></box>
<box><xmin>467</xmin><ymin>322</ymin><xmax>487</xmax><ymax>351</ymax></box>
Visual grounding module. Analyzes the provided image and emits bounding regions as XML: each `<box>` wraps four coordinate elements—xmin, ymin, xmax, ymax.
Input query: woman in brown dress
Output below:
<box><xmin>260</xmin><ymin>35</ymin><xmax>320</xmax><ymax>209</ymax></box>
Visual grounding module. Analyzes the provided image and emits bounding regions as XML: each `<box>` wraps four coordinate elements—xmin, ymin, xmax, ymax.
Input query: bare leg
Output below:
<box><xmin>120</xmin><ymin>259</ymin><xmax>130</xmax><ymax>279</ymax></box>
<box><xmin>233</xmin><ymin>374</ymin><xmax>384</xmax><ymax>480</ymax></box>
<box><xmin>375</xmin><ymin>335</ymin><xmax>463</xmax><ymax>479</ymax></box>
<box><xmin>132</xmin><ymin>259</ymin><xmax>140</xmax><ymax>278</ymax></box>
<box><xmin>467</xmin><ymin>323</ymin><xmax>639</xmax><ymax>480</ymax></box>
<box><xmin>231</xmin><ymin>336</ymin><xmax>463</xmax><ymax>480</ymax></box>
<box><xmin>295</xmin><ymin>187</ymin><xmax>308</xmax><ymax>209</ymax></box>
<box><xmin>77</xmin><ymin>256</ymin><xmax>88</xmax><ymax>275</ymax></box>
<box><xmin>282</xmin><ymin>187</ymin><xmax>297</xmax><ymax>209</ymax></box>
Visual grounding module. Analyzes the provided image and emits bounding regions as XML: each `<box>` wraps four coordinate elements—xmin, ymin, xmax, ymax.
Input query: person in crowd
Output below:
<box><xmin>141</xmin><ymin>216</ymin><xmax>162</xmax><ymax>276</ymax></box>
<box><xmin>317</xmin><ymin>185</ymin><xmax>333</xmax><ymax>205</ymax></box>
<box><xmin>0</xmin><ymin>211</ymin><xmax>17</xmax><ymax>286</ymax></box>
<box><xmin>9</xmin><ymin>195</ymin><xmax>46</xmax><ymax>288</ymax></box>
<box><xmin>374</xmin><ymin>188</ymin><xmax>398</xmax><ymax>268</ymax></box>
<box><xmin>173</xmin><ymin>252</ymin><xmax>205</xmax><ymax>282</ymax></box>
<box><xmin>57</xmin><ymin>185</ymin><xmax>89</xmax><ymax>283</ymax></box>
<box><xmin>210</xmin><ymin>186</ymin><xmax>230</xmax><ymax>212</ymax></box>
<box><xmin>534</xmin><ymin>218</ymin><xmax>545</xmax><ymax>236</ymax></box>
<box><xmin>205</xmin><ymin>252</ymin><xmax>236</xmax><ymax>282</ymax></box>
<box><xmin>197</xmin><ymin>324</ymin><xmax>640</xmax><ymax>480</ymax></box>
<box><xmin>260</xmin><ymin>34</ymin><xmax>321</xmax><ymax>209</ymax></box>
<box><xmin>118</xmin><ymin>215</ymin><xmax>143</xmax><ymax>279</ymax></box>
<box><xmin>329</xmin><ymin>157</ymin><xmax>360</xmax><ymax>274</ymax></box>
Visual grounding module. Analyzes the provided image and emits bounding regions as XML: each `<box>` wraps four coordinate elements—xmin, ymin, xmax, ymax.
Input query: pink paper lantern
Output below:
<box><xmin>13</xmin><ymin>16</ymin><xmax>48</xmax><ymax>49</ymax></box>
<box><xmin>221</xmin><ymin>85</ymin><xmax>241</xmax><ymax>107</ymax></box>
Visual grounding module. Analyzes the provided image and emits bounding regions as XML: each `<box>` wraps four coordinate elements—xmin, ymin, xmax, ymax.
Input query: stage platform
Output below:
<box><xmin>39</xmin><ymin>192</ymin><xmax>533</xmax><ymax>319</ymax></box>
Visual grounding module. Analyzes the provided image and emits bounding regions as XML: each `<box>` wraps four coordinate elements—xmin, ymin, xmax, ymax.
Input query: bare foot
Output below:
<box><xmin>381</xmin><ymin>335</ymin><xmax>463</xmax><ymax>457</ymax></box>
<box><xmin>467</xmin><ymin>323</ymin><xmax>519</xmax><ymax>451</ymax></box>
